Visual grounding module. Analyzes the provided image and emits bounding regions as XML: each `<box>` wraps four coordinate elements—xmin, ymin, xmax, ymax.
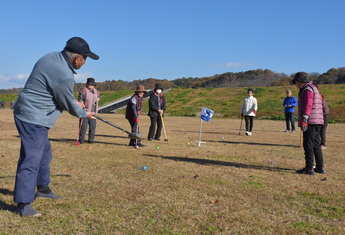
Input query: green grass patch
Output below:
<box><xmin>2</xmin><ymin>84</ymin><xmax>344</xmax><ymax>122</ymax></box>
<box><xmin>245</xmin><ymin>181</ymin><xmax>265</xmax><ymax>189</ymax></box>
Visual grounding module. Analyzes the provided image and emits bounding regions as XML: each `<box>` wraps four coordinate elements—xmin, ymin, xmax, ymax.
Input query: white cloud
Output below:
<box><xmin>215</xmin><ymin>62</ymin><xmax>253</xmax><ymax>69</ymax></box>
<box><xmin>0</xmin><ymin>72</ymin><xmax>95</xmax><ymax>89</ymax></box>
<box><xmin>74</xmin><ymin>73</ymin><xmax>95</xmax><ymax>83</ymax></box>
<box><xmin>0</xmin><ymin>74</ymin><xmax>29</xmax><ymax>89</ymax></box>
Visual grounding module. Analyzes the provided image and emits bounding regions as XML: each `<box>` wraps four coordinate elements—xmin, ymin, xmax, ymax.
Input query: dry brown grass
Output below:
<box><xmin>1</xmin><ymin>109</ymin><xmax>345</xmax><ymax>234</ymax></box>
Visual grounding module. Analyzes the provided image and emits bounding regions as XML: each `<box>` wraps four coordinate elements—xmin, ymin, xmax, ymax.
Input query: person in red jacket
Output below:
<box><xmin>126</xmin><ymin>85</ymin><xmax>146</xmax><ymax>147</ymax></box>
<box><xmin>293</xmin><ymin>72</ymin><xmax>325</xmax><ymax>175</ymax></box>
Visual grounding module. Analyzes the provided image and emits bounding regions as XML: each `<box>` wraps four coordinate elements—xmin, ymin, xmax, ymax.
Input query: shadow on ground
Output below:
<box><xmin>144</xmin><ymin>154</ymin><xmax>294</xmax><ymax>172</ymax></box>
<box><xmin>207</xmin><ymin>140</ymin><xmax>299</xmax><ymax>148</ymax></box>
<box><xmin>49</xmin><ymin>136</ymin><xmax>128</xmax><ymax>146</ymax></box>
<box><xmin>0</xmin><ymin>188</ymin><xmax>16</xmax><ymax>212</ymax></box>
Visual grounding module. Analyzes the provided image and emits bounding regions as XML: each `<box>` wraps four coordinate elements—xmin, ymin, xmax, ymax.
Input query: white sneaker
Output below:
<box><xmin>248</xmin><ymin>132</ymin><xmax>252</xmax><ymax>136</ymax></box>
<box><xmin>245</xmin><ymin>131</ymin><xmax>249</xmax><ymax>136</ymax></box>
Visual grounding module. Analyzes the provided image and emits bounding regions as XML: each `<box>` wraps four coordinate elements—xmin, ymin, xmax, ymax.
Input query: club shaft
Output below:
<box><xmin>93</xmin><ymin>115</ymin><xmax>130</xmax><ymax>135</ymax></box>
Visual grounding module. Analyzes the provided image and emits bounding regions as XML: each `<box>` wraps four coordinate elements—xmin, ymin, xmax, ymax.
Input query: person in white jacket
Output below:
<box><xmin>240</xmin><ymin>88</ymin><xmax>258</xmax><ymax>136</ymax></box>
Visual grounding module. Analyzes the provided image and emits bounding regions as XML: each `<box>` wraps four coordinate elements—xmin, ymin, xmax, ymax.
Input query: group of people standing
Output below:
<box><xmin>76</xmin><ymin>80</ymin><xmax>167</xmax><ymax>148</ymax></box>
<box><xmin>240</xmin><ymin>72</ymin><xmax>329</xmax><ymax>176</ymax></box>
<box><xmin>125</xmin><ymin>83</ymin><xmax>166</xmax><ymax>147</ymax></box>
<box><xmin>9</xmin><ymin>36</ymin><xmax>331</xmax><ymax>217</ymax></box>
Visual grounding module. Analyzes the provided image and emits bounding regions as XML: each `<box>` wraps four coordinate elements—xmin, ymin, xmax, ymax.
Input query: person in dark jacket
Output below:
<box><xmin>78</xmin><ymin>78</ymin><xmax>101</xmax><ymax>144</ymax></box>
<box><xmin>282</xmin><ymin>89</ymin><xmax>298</xmax><ymax>133</ymax></box>
<box><xmin>126</xmin><ymin>85</ymin><xmax>146</xmax><ymax>147</ymax></box>
<box><xmin>147</xmin><ymin>84</ymin><xmax>166</xmax><ymax>141</ymax></box>
<box><xmin>293</xmin><ymin>72</ymin><xmax>325</xmax><ymax>175</ymax></box>
<box><xmin>320</xmin><ymin>94</ymin><xmax>330</xmax><ymax>149</ymax></box>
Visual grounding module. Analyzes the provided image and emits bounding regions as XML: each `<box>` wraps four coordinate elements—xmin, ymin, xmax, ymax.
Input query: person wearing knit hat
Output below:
<box><xmin>293</xmin><ymin>72</ymin><xmax>326</xmax><ymax>175</ymax></box>
<box><xmin>125</xmin><ymin>85</ymin><xmax>147</xmax><ymax>147</ymax></box>
<box><xmin>147</xmin><ymin>84</ymin><xmax>166</xmax><ymax>141</ymax></box>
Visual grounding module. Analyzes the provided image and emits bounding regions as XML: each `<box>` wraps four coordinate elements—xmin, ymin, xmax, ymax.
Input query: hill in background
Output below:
<box><xmin>73</xmin><ymin>67</ymin><xmax>345</xmax><ymax>92</ymax></box>
<box><xmin>1</xmin><ymin>67</ymin><xmax>344</xmax><ymax>94</ymax></box>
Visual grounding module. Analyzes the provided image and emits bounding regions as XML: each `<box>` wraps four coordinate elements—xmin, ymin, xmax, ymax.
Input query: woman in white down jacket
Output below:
<box><xmin>240</xmin><ymin>88</ymin><xmax>258</xmax><ymax>136</ymax></box>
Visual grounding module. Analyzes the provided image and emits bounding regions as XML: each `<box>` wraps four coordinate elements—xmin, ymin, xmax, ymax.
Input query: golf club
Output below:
<box><xmin>93</xmin><ymin>114</ymin><xmax>141</xmax><ymax>139</ymax></box>
<box><xmin>299</xmin><ymin>130</ymin><xmax>303</xmax><ymax>147</ymax></box>
<box><xmin>238</xmin><ymin>114</ymin><xmax>243</xmax><ymax>135</ymax></box>
<box><xmin>160</xmin><ymin>113</ymin><xmax>168</xmax><ymax>141</ymax></box>
<box><xmin>135</xmin><ymin>123</ymin><xmax>139</xmax><ymax>148</ymax></box>
<box><xmin>74</xmin><ymin>118</ymin><xmax>83</xmax><ymax>145</ymax></box>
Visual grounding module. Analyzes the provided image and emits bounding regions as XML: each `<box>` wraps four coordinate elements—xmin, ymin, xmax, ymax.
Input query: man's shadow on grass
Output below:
<box><xmin>144</xmin><ymin>154</ymin><xmax>294</xmax><ymax>172</ymax></box>
<box><xmin>0</xmin><ymin>173</ymin><xmax>71</xmax><ymax>213</ymax></box>
<box><xmin>0</xmin><ymin>188</ymin><xmax>17</xmax><ymax>212</ymax></box>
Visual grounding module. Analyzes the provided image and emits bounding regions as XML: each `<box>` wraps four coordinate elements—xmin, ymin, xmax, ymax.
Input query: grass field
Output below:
<box><xmin>0</xmin><ymin>109</ymin><xmax>344</xmax><ymax>234</ymax></box>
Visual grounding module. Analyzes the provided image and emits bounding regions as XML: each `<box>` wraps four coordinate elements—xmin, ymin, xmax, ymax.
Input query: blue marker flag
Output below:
<box><xmin>201</xmin><ymin>107</ymin><xmax>214</xmax><ymax>122</ymax></box>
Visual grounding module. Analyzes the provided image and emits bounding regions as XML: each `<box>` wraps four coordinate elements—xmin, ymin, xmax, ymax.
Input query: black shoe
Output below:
<box><xmin>17</xmin><ymin>205</ymin><xmax>41</xmax><ymax>217</ymax></box>
<box><xmin>148</xmin><ymin>138</ymin><xmax>153</xmax><ymax>141</ymax></box>
<box><xmin>79</xmin><ymin>140</ymin><xmax>85</xmax><ymax>144</ymax></box>
<box><xmin>138</xmin><ymin>143</ymin><xmax>145</xmax><ymax>147</ymax></box>
<box><xmin>314</xmin><ymin>167</ymin><xmax>326</xmax><ymax>173</ymax></box>
<box><xmin>296</xmin><ymin>168</ymin><xmax>315</xmax><ymax>175</ymax></box>
<box><xmin>35</xmin><ymin>191</ymin><xmax>64</xmax><ymax>199</ymax></box>
<box><xmin>154</xmin><ymin>138</ymin><xmax>161</xmax><ymax>141</ymax></box>
<box><xmin>88</xmin><ymin>140</ymin><xmax>95</xmax><ymax>144</ymax></box>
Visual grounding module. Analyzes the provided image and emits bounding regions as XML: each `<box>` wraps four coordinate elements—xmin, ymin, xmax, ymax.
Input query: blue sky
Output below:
<box><xmin>1</xmin><ymin>0</ymin><xmax>344</xmax><ymax>89</ymax></box>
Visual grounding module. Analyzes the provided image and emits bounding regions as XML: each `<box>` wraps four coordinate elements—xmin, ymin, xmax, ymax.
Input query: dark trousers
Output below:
<box><xmin>285</xmin><ymin>112</ymin><xmax>295</xmax><ymax>131</ymax></box>
<box><xmin>244</xmin><ymin>116</ymin><xmax>254</xmax><ymax>132</ymax></box>
<box><xmin>79</xmin><ymin>118</ymin><xmax>96</xmax><ymax>142</ymax></box>
<box><xmin>303</xmin><ymin>124</ymin><xmax>324</xmax><ymax>169</ymax></box>
<box><xmin>320</xmin><ymin>114</ymin><xmax>329</xmax><ymax>146</ymax></box>
<box><xmin>14</xmin><ymin>117</ymin><xmax>52</xmax><ymax>204</ymax></box>
<box><xmin>148</xmin><ymin>115</ymin><xmax>163</xmax><ymax>139</ymax></box>
<box><xmin>128</xmin><ymin>119</ymin><xmax>141</xmax><ymax>146</ymax></box>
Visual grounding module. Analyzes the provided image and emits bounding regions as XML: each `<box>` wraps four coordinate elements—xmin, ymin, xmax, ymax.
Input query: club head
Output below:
<box><xmin>164</xmin><ymin>139</ymin><xmax>168</xmax><ymax>141</ymax></box>
<box><xmin>128</xmin><ymin>133</ymin><xmax>142</xmax><ymax>139</ymax></box>
<box><xmin>74</xmin><ymin>141</ymin><xmax>81</xmax><ymax>146</ymax></box>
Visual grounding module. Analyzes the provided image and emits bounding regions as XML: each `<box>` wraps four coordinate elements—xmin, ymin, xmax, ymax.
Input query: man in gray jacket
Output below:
<box><xmin>13</xmin><ymin>37</ymin><xmax>99</xmax><ymax>217</ymax></box>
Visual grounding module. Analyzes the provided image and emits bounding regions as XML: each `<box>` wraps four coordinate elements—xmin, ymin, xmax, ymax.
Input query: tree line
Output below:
<box><xmin>1</xmin><ymin>67</ymin><xmax>344</xmax><ymax>94</ymax></box>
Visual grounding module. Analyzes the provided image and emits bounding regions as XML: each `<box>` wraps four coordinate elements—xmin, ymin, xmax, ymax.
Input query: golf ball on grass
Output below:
<box><xmin>156</xmin><ymin>146</ymin><xmax>160</xmax><ymax>149</ymax></box>
<box><xmin>87</xmin><ymin>147</ymin><xmax>92</xmax><ymax>150</ymax></box>
<box><xmin>141</xmin><ymin>166</ymin><xmax>148</xmax><ymax>170</ymax></box>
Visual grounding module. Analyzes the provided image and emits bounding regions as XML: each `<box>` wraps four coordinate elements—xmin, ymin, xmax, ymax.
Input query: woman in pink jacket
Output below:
<box><xmin>78</xmin><ymin>78</ymin><xmax>100</xmax><ymax>144</ymax></box>
<box><xmin>292</xmin><ymin>72</ymin><xmax>325</xmax><ymax>175</ymax></box>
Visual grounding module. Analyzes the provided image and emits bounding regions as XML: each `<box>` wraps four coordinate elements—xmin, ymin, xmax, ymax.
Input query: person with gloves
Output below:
<box><xmin>125</xmin><ymin>85</ymin><xmax>146</xmax><ymax>147</ymax></box>
<box><xmin>147</xmin><ymin>84</ymin><xmax>166</xmax><ymax>141</ymax></box>
<box><xmin>240</xmin><ymin>88</ymin><xmax>258</xmax><ymax>136</ymax></box>
<box><xmin>293</xmin><ymin>72</ymin><xmax>325</xmax><ymax>175</ymax></box>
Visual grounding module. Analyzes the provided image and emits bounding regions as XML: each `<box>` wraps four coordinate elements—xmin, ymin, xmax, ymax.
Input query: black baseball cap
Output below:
<box><xmin>64</xmin><ymin>37</ymin><xmax>99</xmax><ymax>60</ymax></box>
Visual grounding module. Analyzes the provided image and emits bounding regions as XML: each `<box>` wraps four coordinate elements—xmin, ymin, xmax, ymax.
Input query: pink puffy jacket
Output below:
<box><xmin>297</xmin><ymin>81</ymin><xmax>324</xmax><ymax>126</ymax></box>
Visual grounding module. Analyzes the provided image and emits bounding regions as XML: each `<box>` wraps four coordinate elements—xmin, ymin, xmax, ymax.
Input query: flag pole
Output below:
<box><xmin>196</xmin><ymin>118</ymin><xmax>206</xmax><ymax>147</ymax></box>
<box><xmin>198</xmin><ymin>119</ymin><xmax>203</xmax><ymax>147</ymax></box>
